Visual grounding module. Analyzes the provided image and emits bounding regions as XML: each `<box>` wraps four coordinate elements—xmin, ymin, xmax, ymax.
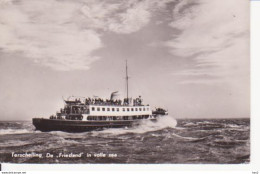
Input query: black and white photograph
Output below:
<box><xmin>0</xmin><ymin>0</ymin><xmax>250</xmax><ymax>165</ymax></box>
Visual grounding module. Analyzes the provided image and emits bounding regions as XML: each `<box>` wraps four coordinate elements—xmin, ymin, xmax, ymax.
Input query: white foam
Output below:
<box><xmin>226</xmin><ymin>124</ymin><xmax>241</xmax><ymax>128</ymax></box>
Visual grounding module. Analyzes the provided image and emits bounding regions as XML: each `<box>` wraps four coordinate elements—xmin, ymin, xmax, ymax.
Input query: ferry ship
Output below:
<box><xmin>32</xmin><ymin>62</ymin><xmax>168</xmax><ymax>132</ymax></box>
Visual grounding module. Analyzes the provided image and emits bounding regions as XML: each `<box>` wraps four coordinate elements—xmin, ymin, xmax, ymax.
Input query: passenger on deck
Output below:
<box><xmin>82</xmin><ymin>96</ymin><xmax>144</xmax><ymax>106</ymax></box>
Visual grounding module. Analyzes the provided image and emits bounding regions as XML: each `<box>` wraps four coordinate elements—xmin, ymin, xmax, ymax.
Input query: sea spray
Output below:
<box><xmin>91</xmin><ymin>115</ymin><xmax>177</xmax><ymax>136</ymax></box>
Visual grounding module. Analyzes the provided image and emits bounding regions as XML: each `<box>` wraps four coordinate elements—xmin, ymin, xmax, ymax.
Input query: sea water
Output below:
<box><xmin>0</xmin><ymin>117</ymin><xmax>250</xmax><ymax>164</ymax></box>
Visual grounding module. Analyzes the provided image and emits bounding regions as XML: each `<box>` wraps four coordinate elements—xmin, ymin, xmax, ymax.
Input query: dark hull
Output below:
<box><xmin>32</xmin><ymin>118</ymin><xmax>155</xmax><ymax>132</ymax></box>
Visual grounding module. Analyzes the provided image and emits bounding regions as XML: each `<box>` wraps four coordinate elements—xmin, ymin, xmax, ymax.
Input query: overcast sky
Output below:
<box><xmin>0</xmin><ymin>0</ymin><xmax>249</xmax><ymax>120</ymax></box>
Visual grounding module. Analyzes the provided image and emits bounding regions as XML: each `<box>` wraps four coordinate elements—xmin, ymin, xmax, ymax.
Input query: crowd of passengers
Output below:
<box><xmin>60</xmin><ymin>106</ymin><xmax>85</xmax><ymax>114</ymax></box>
<box><xmin>59</xmin><ymin>96</ymin><xmax>145</xmax><ymax>115</ymax></box>
<box><xmin>82</xmin><ymin>97</ymin><xmax>143</xmax><ymax>106</ymax></box>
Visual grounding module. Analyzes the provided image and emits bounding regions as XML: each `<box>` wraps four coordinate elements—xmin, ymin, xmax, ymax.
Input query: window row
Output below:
<box><xmin>87</xmin><ymin>115</ymin><xmax>149</xmax><ymax>121</ymax></box>
<box><xmin>91</xmin><ymin>107</ymin><xmax>149</xmax><ymax>112</ymax></box>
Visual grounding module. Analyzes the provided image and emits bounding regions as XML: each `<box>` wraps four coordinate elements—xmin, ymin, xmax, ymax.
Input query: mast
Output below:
<box><xmin>126</xmin><ymin>60</ymin><xmax>129</xmax><ymax>103</ymax></box>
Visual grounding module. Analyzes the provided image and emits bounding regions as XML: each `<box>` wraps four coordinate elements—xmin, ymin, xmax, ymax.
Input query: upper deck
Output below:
<box><xmin>59</xmin><ymin>96</ymin><xmax>152</xmax><ymax>117</ymax></box>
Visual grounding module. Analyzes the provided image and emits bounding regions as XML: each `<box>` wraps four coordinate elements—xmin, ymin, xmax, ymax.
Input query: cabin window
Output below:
<box><xmin>117</xmin><ymin>108</ymin><xmax>119</xmax><ymax>112</ymax></box>
<box><xmin>131</xmin><ymin>108</ymin><xmax>134</xmax><ymax>111</ymax></box>
<box><xmin>147</xmin><ymin>108</ymin><xmax>149</xmax><ymax>111</ymax></box>
<box><xmin>143</xmin><ymin>108</ymin><xmax>145</xmax><ymax>111</ymax></box>
<box><xmin>102</xmin><ymin>108</ymin><xmax>105</xmax><ymax>111</ymax></box>
<box><xmin>112</xmin><ymin>108</ymin><xmax>115</xmax><ymax>112</ymax></box>
<box><xmin>107</xmin><ymin>108</ymin><xmax>110</xmax><ymax>111</ymax></box>
<box><xmin>123</xmin><ymin>108</ymin><xmax>125</xmax><ymax>112</ymax></box>
<box><xmin>139</xmin><ymin>108</ymin><xmax>142</xmax><ymax>111</ymax></box>
<box><xmin>127</xmin><ymin>108</ymin><xmax>130</xmax><ymax>112</ymax></box>
<box><xmin>97</xmin><ymin>107</ymin><xmax>100</xmax><ymax>111</ymax></box>
<box><xmin>92</xmin><ymin>107</ymin><xmax>95</xmax><ymax>111</ymax></box>
<box><xmin>135</xmin><ymin>108</ymin><xmax>138</xmax><ymax>111</ymax></box>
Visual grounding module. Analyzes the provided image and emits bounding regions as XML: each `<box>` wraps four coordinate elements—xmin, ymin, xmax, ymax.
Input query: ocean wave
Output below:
<box><xmin>171</xmin><ymin>132</ymin><xmax>208</xmax><ymax>142</ymax></box>
<box><xmin>234</xmin><ymin>139</ymin><xmax>248</xmax><ymax>143</ymax></box>
<box><xmin>212</xmin><ymin>140</ymin><xmax>246</xmax><ymax>147</ymax></box>
<box><xmin>51</xmin><ymin>136</ymin><xmax>80</xmax><ymax>145</ymax></box>
<box><xmin>0</xmin><ymin>140</ymin><xmax>32</xmax><ymax>147</ymax></box>
<box><xmin>0</xmin><ymin>128</ymin><xmax>32</xmax><ymax>135</ymax></box>
<box><xmin>197</xmin><ymin>121</ymin><xmax>212</xmax><ymax>124</ymax></box>
<box><xmin>226</xmin><ymin>124</ymin><xmax>241</xmax><ymax>128</ymax></box>
<box><xmin>47</xmin><ymin>132</ymin><xmax>83</xmax><ymax>145</ymax></box>
<box><xmin>183</xmin><ymin>122</ymin><xmax>197</xmax><ymax>127</ymax></box>
<box><xmin>49</xmin><ymin>131</ymin><xmax>76</xmax><ymax>136</ymax></box>
<box><xmin>225</xmin><ymin>124</ymin><xmax>249</xmax><ymax>132</ymax></box>
<box><xmin>49</xmin><ymin>131</ymin><xmax>93</xmax><ymax>140</ymax></box>
<box><xmin>226</xmin><ymin>128</ymin><xmax>248</xmax><ymax>132</ymax></box>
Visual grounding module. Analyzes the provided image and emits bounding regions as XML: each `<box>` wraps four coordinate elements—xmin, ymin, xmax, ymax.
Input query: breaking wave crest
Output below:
<box><xmin>0</xmin><ymin>128</ymin><xmax>32</xmax><ymax>135</ymax></box>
